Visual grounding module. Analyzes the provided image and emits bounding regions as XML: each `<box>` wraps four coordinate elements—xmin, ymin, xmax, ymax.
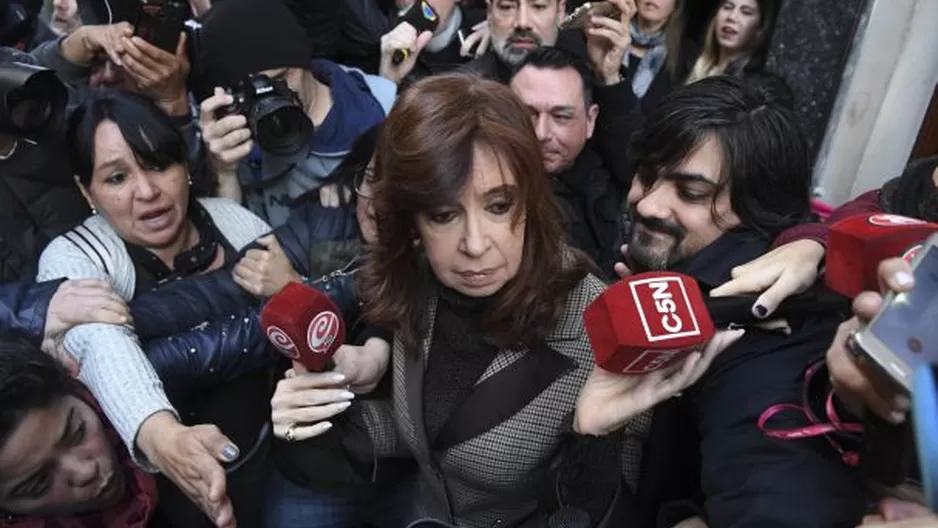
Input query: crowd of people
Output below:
<box><xmin>0</xmin><ymin>0</ymin><xmax>934</xmax><ymax>526</ymax></box>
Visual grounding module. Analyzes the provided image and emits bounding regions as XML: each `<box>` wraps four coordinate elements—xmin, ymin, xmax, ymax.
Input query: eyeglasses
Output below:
<box><xmin>353</xmin><ymin>166</ymin><xmax>377</xmax><ymax>198</ymax></box>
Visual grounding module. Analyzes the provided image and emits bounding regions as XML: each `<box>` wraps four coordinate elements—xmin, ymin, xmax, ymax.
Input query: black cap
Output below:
<box><xmin>198</xmin><ymin>0</ymin><xmax>312</xmax><ymax>89</ymax></box>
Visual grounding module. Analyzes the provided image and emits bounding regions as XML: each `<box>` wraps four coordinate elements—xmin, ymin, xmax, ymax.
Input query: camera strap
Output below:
<box><xmin>757</xmin><ymin>358</ymin><xmax>863</xmax><ymax>466</ymax></box>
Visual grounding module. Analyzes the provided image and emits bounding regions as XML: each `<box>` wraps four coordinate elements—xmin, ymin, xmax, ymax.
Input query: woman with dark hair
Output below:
<box><xmin>35</xmin><ymin>90</ymin><xmax>274</xmax><ymax>527</ymax></box>
<box><xmin>120</xmin><ymin>123</ymin><xmax>417</xmax><ymax>527</ymax></box>
<box><xmin>685</xmin><ymin>0</ymin><xmax>777</xmax><ymax>84</ymax></box>
<box><xmin>0</xmin><ymin>336</ymin><xmax>157</xmax><ymax>527</ymax></box>
<box><xmin>273</xmin><ymin>72</ymin><xmax>679</xmax><ymax>526</ymax></box>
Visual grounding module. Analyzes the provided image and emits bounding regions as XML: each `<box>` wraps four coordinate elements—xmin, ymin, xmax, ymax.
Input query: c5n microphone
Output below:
<box><xmin>585</xmin><ymin>272</ymin><xmax>848</xmax><ymax>374</ymax></box>
<box><xmin>260</xmin><ymin>282</ymin><xmax>346</xmax><ymax>372</ymax></box>
<box><xmin>391</xmin><ymin>0</ymin><xmax>439</xmax><ymax>65</ymax></box>
<box><xmin>827</xmin><ymin>213</ymin><xmax>938</xmax><ymax>298</ymax></box>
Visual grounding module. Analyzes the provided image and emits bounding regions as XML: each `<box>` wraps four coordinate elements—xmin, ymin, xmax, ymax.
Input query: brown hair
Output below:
<box><xmin>359</xmin><ymin>72</ymin><xmax>590</xmax><ymax>352</ymax></box>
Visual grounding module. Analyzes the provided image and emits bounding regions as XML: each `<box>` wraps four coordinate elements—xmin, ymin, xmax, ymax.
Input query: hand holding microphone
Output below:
<box><xmin>575</xmin><ymin>329</ymin><xmax>743</xmax><ymax>435</ymax></box>
<box><xmin>379</xmin><ymin>0</ymin><xmax>438</xmax><ymax>84</ymax></box>
<box><xmin>262</xmin><ymin>282</ymin><xmax>354</xmax><ymax>442</ymax></box>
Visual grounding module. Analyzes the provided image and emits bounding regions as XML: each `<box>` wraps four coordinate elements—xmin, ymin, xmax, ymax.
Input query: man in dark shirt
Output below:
<box><xmin>510</xmin><ymin>47</ymin><xmax>622</xmax><ymax>276</ymax></box>
<box><xmin>616</xmin><ymin>75</ymin><xmax>866</xmax><ymax>527</ymax></box>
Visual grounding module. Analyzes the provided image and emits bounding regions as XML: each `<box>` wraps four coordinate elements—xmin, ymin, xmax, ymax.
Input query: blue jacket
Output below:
<box><xmin>0</xmin><ymin>279</ymin><xmax>269</xmax><ymax>402</ymax></box>
<box><xmin>239</xmin><ymin>60</ymin><xmax>396</xmax><ymax>227</ymax></box>
<box><xmin>129</xmin><ymin>200</ymin><xmax>363</xmax><ymax>381</ymax></box>
<box><xmin>0</xmin><ymin>279</ymin><xmax>62</xmax><ymax>343</ymax></box>
<box><xmin>0</xmin><ymin>201</ymin><xmax>363</xmax><ymax>398</ymax></box>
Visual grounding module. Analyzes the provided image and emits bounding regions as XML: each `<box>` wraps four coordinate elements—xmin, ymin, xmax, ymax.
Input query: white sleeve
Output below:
<box><xmin>38</xmin><ymin>235</ymin><xmax>176</xmax><ymax>469</ymax></box>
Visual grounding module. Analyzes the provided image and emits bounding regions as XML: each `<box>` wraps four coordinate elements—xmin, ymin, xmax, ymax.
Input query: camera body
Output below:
<box><xmin>215</xmin><ymin>74</ymin><xmax>313</xmax><ymax>156</ymax></box>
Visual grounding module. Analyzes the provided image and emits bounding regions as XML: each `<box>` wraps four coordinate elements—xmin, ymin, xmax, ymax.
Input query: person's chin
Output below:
<box><xmin>628</xmin><ymin>239</ymin><xmax>672</xmax><ymax>272</ymax></box>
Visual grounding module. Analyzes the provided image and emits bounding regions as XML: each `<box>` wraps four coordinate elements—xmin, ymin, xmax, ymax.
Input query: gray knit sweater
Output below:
<box><xmin>37</xmin><ymin>198</ymin><xmax>271</xmax><ymax>466</ymax></box>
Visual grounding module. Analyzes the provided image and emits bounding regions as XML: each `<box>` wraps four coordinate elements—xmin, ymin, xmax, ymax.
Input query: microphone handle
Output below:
<box><xmin>861</xmin><ymin>412</ymin><xmax>914</xmax><ymax>487</ymax></box>
<box><xmin>705</xmin><ymin>289</ymin><xmax>849</xmax><ymax>328</ymax></box>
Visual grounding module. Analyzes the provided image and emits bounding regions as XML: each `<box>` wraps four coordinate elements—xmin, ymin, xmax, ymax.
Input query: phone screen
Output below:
<box><xmin>869</xmin><ymin>245</ymin><xmax>938</xmax><ymax>372</ymax></box>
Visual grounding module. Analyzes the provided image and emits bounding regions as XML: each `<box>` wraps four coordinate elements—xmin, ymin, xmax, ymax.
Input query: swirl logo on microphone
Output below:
<box><xmin>868</xmin><ymin>214</ymin><xmax>927</xmax><ymax>227</ymax></box>
<box><xmin>266</xmin><ymin>326</ymin><xmax>299</xmax><ymax>359</ymax></box>
<box><xmin>903</xmin><ymin>243</ymin><xmax>924</xmax><ymax>263</ymax></box>
<box><xmin>307</xmin><ymin>311</ymin><xmax>340</xmax><ymax>354</ymax></box>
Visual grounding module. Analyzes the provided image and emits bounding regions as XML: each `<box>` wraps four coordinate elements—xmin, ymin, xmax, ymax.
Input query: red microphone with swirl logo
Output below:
<box><xmin>260</xmin><ymin>282</ymin><xmax>346</xmax><ymax>372</ymax></box>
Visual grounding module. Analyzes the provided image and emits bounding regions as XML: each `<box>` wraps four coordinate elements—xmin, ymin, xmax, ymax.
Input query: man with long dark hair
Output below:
<box><xmin>607</xmin><ymin>75</ymin><xmax>865</xmax><ymax>526</ymax></box>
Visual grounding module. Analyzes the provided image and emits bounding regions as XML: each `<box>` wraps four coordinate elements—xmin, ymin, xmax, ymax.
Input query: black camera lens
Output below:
<box><xmin>248</xmin><ymin>92</ymin><xmax>313</xmax><ymax>156</ymax></box>
<box><xmin>6</xmin><ymin>85</ymin><xmax>53</xmax><ymax>131</ymax></box>
<box><xmin>0</xmin><ymin>63</ymin><xmax>66</xmax><ymax>136</ymax></box>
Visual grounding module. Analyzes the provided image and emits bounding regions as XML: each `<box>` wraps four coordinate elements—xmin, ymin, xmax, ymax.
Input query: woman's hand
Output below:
<box><xmin>121</xmin><ymin>34</ymin><xmax>190</xmax><ymax>115</ymax></box>
<box><xmin>584</xmin><ymin>0</ymin><xmax>636</xmax><ymax>85</ymax></box>
<box><xmin>459</xmin><ymin>21</ymin><xmax>490</xmax><ymax>58</ymax></box>
<box><xmin>44</xmin><ymin>279</ymin><xmax>130</xmax><ymax>337</ymax></box>
<box><xmin>861</xmin><ymin>498</ymin><xmax>936</xmax><ymax>525</ymax></box>
<box><xmin>574</xmin><ymin>329</ymin><xmax>745</xmax><ymax>435</ymax></box>
<box><xmin>333</xmin><ymin>338</ymin><xmax>391</xmax><ymax>394</ymax></box>
<box><xmin>827</xmin><ymin>258</ymin><xmax>914</xmax><ymax>423</ymax></box>
<box><xmin>62</xmin><ymin>22</ymin><xmax>132</xmax><ymax>66</ymax></box>
<box><xmin>136</xmin><ymin>412</ymin><xmax>239</xmax><ymax>528</ymax></box>
<box><xmin>42</xmin><ymin>279</ymin><xmax>131</xmax><ymax>373</ymax></box>
<box><xmin>233</xmin><ymin>235</ymin><xmax>302</xmax><ymax>297</ymax></box>
<box><xmin>271</xmin><ymin>369</ymin><xmax>355</xmax><ymax>442</ymax></box>
<box><xmin>709</xmin><ymin>239</ymin><xmax>825</xmax><ymax>318</ymax></box>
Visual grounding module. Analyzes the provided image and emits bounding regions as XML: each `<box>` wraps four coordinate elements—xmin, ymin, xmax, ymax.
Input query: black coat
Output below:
<box><xmin>0</xmin><ymin>139</ymin><xmax>89</xmax><ymax>283</ymax></box>
<box><xmin>551</xmin><ymin>148</ymin><xmax>624</xmax><ymax>278</ymax></box>
<box><xmin>635</xmin><ymin>229</ymin><xmax>866</xmax><ymax>527</ymax></box>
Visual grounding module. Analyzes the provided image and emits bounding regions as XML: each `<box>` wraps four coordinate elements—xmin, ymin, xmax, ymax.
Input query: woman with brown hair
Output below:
<box><xmin>273</xmin><ymin>72</ymin><xmax>669</xmax><ymax>526</ymax></box>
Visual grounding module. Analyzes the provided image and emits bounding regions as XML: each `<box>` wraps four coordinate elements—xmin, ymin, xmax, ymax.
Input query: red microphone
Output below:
<box><xmin>585</xmin><ymin>272</ymin><xmax>716</xmax><ymax>374</ymax></box>
<box><xmin>584</xmin><ymin>271</ymin><xmax>846</xmax><ymax>374</ymax></box>
<box><xmin>826</xmin><ymin>213</ymin><xmax>938</xmax><ymax>298</ymax></box>
<box><xmin>260</xmin><ymin>282</ymin><xmax>346</xmax><ymax>372</ymax></box>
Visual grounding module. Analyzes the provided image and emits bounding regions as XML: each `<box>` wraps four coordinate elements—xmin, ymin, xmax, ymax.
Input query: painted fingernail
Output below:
<box><xmin>329</xmin><ymin>373</ymin><xmax>346</xmax><ymax>383</ymax></box>
<box><xmin>753</xmin><ymin>304</ymin><xmax>768</xmax><ymax>318</ymax></box>
<box><xmin>340</xmin><ymin>391</ymin><xmax>356</xmax><ymax>400</ymax></box>
<box><xmin>337</xmin><ymin>401</ymin><xmax>352</xmax><ymax>410</ymax></box>
<box><xmin>220</xmin><ymin>443</ymin><xmax>239</xmax><ymax>462</ymax></box>
<box><xmin>894</xmin><ymin>271</ymin><xmax>914</xmax><ymax>288</ymax></box>
<box><xmin>889</xmin><ymin>411</ymin><xmax>907</xmax><ymax>424</ymax></box>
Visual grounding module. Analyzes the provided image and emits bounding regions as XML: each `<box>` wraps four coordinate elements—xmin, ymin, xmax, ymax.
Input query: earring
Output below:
<box><xmin>91</xmin><ymin>206</ymin><xmax>97</xmax><ymax>215</ymax></box>
<box><xmin>187</xmin><ymin>176</ymin><xmax>193</xmax><ymax>186</ymax></box>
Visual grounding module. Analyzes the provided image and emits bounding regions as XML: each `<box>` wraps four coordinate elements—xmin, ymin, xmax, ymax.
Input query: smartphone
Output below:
<box><xmin>134</xmin><ymin>0</ymin><xmax>188</xmax><ymax>54</ymax></box>
<box><xmin>852</xmin><ymin>233</ymin><xmax>938</xmax><ymax>392</ymax></box>
<box><xmin>560</xmin><ymin>2</ymin><xmax>623</xmax><ymax>31</ymax></box>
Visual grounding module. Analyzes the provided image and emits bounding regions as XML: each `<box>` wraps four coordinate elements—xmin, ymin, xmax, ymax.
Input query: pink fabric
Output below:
<box><xmin>773</xmin><ymin>190</ymin><xmax>884</xmax><ymax>249</ymax></box>
<box><xmin>810</xmin><ymin>199</ymin><xmax>835</xmax><ymax>221</ymax></box>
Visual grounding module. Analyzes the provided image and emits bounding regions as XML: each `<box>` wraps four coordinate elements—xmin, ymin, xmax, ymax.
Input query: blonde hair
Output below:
<box><xmin>686</xmin><ymin>0</ymin><xmax>774</xmax><ymax>84</ymax></box>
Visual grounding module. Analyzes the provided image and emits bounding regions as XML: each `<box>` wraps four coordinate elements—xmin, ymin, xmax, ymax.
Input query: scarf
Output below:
<box><xmin>879</xmin><ymin>155</ymin><xmax>938</xmax><ymax>223</ymax></box>
<box><xmin>0</xmin><ymin>389</ymin><xmax>158</xmax><ymax>528</ymax></box>
<box><xmin>625</xmin><ymin>20</ymin><xmax>668</xmax><ymax>98</ymax></box>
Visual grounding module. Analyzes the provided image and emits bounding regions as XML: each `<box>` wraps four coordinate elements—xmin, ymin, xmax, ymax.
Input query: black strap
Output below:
<box><xmin>433</xmin><ymin>339</ymin><xmax>575</xmax><ymax>452</ymax></box>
